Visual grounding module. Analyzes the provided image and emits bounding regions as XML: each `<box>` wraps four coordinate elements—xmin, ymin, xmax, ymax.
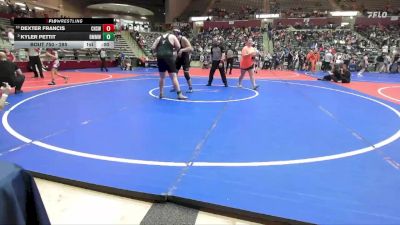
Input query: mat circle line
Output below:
<box><xmin>148</xmin><ymin>84</ymin><xmax>259</xmax><ymax>103</ymax></box>
<box><xmin>2</xmin><ymin>78</ymin><xmax>400</xmax><ymax>167</ymax></box>
<box><xmin>378</xmin><ymin>86</ymin><xmax>400</xmax><ymax>102</ymax></box>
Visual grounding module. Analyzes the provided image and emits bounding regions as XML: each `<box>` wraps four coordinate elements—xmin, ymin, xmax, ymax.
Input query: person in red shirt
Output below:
<box><xmin>307</xmin><ymin>50</ymin><xmax>318</xmax><ymax>72</ymax></box>
<box><xmin>4</xmin><ymin>48</ymin><xmax>15</xmax><ymax>62</ymax></box>
<box><xmin>238</xmin><ymin>38</ymin><xmax>259</xmax><ymax>90</ymax></box>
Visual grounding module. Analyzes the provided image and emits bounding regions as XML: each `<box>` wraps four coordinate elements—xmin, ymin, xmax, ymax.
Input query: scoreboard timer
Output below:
<box><xmin>14</xmin><ymin>18</ymin><xmax>115</xmax><ymax>49</ymax></box>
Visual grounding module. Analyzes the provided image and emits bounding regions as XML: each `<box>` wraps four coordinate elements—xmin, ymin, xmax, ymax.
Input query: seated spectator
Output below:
<box><xmin>4</xmin><ymin>48</ymin><xmax>15</xmax><ymax>62</ymax></box>
<box><xmin>0</xmin><ymin>52</ymin><xmax>25</xmax><ymax>94</ymax></box>
<box><xmin>73</xmin><ymin>49</ymin><xmax>79</xmax><ymax>60</ymax></box>
<box><xmin>201</xmin><ymin>53</ymin><xmax>210</xmax><ymax>69</ymax></box>
<box><xmin>7</xmin><ymin>28</ymin><xmax>14</xmax><ymax>47</ymax></box>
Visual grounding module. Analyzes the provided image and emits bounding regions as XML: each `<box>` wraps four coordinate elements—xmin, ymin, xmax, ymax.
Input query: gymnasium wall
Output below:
<box><xmin>61</xmin><ymin>0</ymin><xmax>85</xmax><ymax>17</ymax></box>
<box><xmin>165</xmin><ymin>0</ymin><xmax>192</xmax><ymax>23</ymax></box>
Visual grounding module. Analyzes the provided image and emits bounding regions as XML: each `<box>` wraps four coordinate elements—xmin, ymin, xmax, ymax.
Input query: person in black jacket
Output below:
<box><xmin>375</xmin><ymin>53</ymin><xmax>384</xmax><ymax>72</ymax></box>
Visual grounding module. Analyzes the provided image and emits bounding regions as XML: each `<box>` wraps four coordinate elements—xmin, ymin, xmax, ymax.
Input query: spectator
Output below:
<box><xmin>263</xmin><ymin>52</ymin><xmax>272</xmax><ymax>70</ymax></box>
<box><xmin>375</xmin><ymin>53</ymin><xmax>385</xmax><ymax>72</ymax></box>
<box><xmin>343</xmin><ymin>51</ymin><xmax>351</xmax><ymax>67</ymax></box>
<box><xmin>0</xmin><ymin>52</ymin><xmax>25</xmax><ymax>94</ymax></box>
<box><xmin>4</xmin><ymin>48</ymin><xmax>15</xmax><ymax>62</ymax></box>
<box><xmin>7</xmin><ymin>28</ymin><xmax>14</xmax><ymax>47</ymax></box>
<box><xmin>73</xmin><ymin>49</ymin><xmax>79</xmax><ymax>60</ymax></box>
<box><xmin>384</xmin><ymin>54</ymin><xmax>392</xmax><ymax>73</ymax></box>
<box><xmin>0</xmin><ymin>82</ymin><xmax>11</xmax><ymax>111</ymax></box>
<box><xmin>358</xmin><ymin>53</ymin><xmax>369</xmax><ymax>77</ymax></box>
<box><xmin>225</xmin><ymin>44</ymin><xmax>234</xmax><ymax>75</ymax></box>
<box><xmin>389</xmin><ymin>53</ymin><xmax>400</xmax><ymax>73</ymax></box>
<box><xmin>321</xmin><ymin>50</ymin><xmax>332</xmax><ymax>71</ymax></box>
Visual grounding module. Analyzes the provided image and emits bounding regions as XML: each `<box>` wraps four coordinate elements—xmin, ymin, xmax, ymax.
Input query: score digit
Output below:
<box><xmin>102</xmin><ymin>24</ymin><xmax>115</xmax><ymax>32</ymax></box>
<box><xmin>102</xmin><ymin>32</ymin><xmax>115</xmax><ymax>41</ymax></box>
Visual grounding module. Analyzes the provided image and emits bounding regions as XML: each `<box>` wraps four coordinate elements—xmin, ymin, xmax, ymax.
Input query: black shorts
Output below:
<box><xmin>241</xmin><ymin>64</ymin><xmax>254</xmax><ymax>71</ymax></box>
<box><xmin>176</xmin><ymin>55</ymin><xmax>190</xmax><ymax>71</ymax></box>
<box><xmin>157</xmin><ymin>57</ymin><xmax>177</xmax><ymax>73</ymax></box>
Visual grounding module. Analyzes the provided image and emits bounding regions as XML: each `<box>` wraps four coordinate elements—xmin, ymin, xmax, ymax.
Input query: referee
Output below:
<box><xmin>207</xmin><ymin>38</ymin><xmax>228</xmax><ymax>87</ymax></box>
<box><xmin>28</xmin><ymin>48</ymin><xmax>44</xmax><ymax>78</ymax></box>
<box><xmin>99</xmin><ymin>49</ymin><xmax>108</xmax><ymax>72</ymax></box>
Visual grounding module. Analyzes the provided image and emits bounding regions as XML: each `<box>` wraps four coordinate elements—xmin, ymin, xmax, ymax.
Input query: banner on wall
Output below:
<box><xmin>204</xmin><ymin>20</ymin><xmax>261</xmax><ymax>29</ymax></box>
<box><xmin>172</xmin><ymin>22</ymin><xmax>190</xmax><ymax>28</ymax></box>
<box><xmin>355</xmin><ymin>17</ymin><xmax>400</xmax><ymax>26</ymax></box>
<box><xmin>273</xmin><ymin>17</ymin><xmax>341</xmax><ymax>26</ymax></box>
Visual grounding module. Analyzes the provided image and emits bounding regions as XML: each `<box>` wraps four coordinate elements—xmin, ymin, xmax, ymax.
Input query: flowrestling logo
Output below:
<box><xmin>367</xmin><ymin>11</ymin><xmax>388</xmax><ymax>18</ymax></box>
<box><xmin>47</xmin><ymin>19</ymin><xmax>84</xmax><ymax>24</ymax></box>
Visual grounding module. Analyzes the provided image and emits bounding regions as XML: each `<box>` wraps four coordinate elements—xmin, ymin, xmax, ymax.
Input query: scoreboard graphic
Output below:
<box><xmin>14</xmin><ymin>18</ymin><xmax>115</xmax><ymax>49</ymax></box>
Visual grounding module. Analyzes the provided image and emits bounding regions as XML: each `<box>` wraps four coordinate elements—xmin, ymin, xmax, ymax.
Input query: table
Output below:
<box><xmin>0</xmin><ymin>161</ymin><xmax>50</xmax><ymax>225</ymax></box>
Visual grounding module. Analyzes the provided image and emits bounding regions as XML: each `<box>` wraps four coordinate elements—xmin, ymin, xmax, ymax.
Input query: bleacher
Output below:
<box><xmin>56</xmin><ymin>34</ymin><xmax>136</xmax><ymax>61</ymax></box>
<box><xmin>355</xmin><ymin>25</ymin><xmax>400</xmax><ymax>49</ymax></box>
<box><xmin>337</xmin><ymin>0</ymin><xmax>400</xmax><ymax>14</ymax></box>
<box><xmin>0</xmin><ymin>17</ymin><xmax>12</xmax><ymax>50</ymax></box>
<box><xmin>114</xmin><ymin>34</ymin><xmax>135</xmax><ymax>59</ymax></box>
<box><xmin>130</xmin><ymin>27</ymin><xmax>264</xmax><ymax>64</ymax></box>
<box><xmin>277</xmin><ymin>0</ymin><xmax>331</xmax><ymax>11</ymax></box>
<box><xmin>207</xmin><ymin>0</ymin><xmax>264</xmax><ymax>20</ymax></box>
<box><xmin>179</xmin><ymin>0</ymin><xmax>213</xmax><ymax>19</ymax></box>
<box><xmin>271</xmin><ymin>28</ymin><xmax>380</xmax><ymax>59</ymax></box>
<box><xmin>275</xmin><ymin>29</ymin><xmax>353</xmax><ymax>50</ymax></box>
<box><xmin>131</xmin><ymin>31</ymin><xmax>163</xmax><ymax>57</ymax></box>
<box><xmin>270</xmin><ymin>0</ymin><xmax>332</xmax><ymax>16</ymax></box>
<box><xmin>212</xmin><ymin>0</ymin><xmax>264</xmax><ymax>12</ymax></box>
